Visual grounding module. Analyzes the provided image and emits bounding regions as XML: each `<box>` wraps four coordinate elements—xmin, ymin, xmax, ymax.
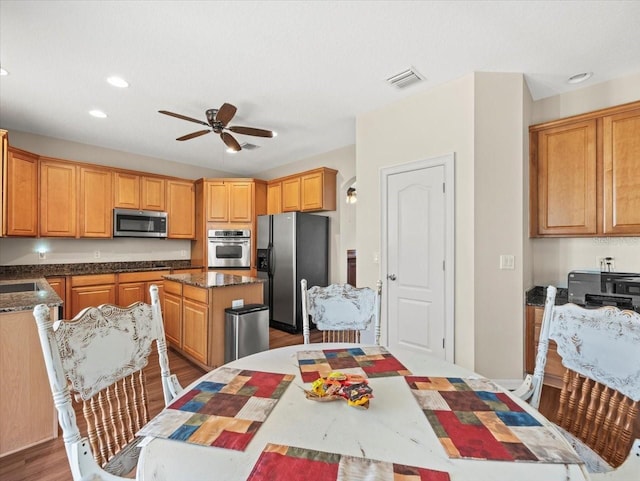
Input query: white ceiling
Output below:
<box><xmin>1</xmin><ymin>1</ymin><xmax>639</xmax><ymax>176</ymax></box>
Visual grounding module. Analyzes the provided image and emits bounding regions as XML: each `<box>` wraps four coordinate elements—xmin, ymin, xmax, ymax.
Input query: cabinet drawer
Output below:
<box><xmin>164</xmin><ymin>280</ymin><xmax>183</xmax><ymax>296</ymax></box>
<box><xmin>118</xmin><ymin>270</ymin><xmax>169</xmax><ymax>283</ymax></box>
<box><xmin>184</xmin><ymin>285</ymin><xmax>208</xmax><ymax>304</ymax></box>
<box><xmin>71</xmin><ymin>274</ymin><xmax>116</xmax><ymax>287</ymax></box>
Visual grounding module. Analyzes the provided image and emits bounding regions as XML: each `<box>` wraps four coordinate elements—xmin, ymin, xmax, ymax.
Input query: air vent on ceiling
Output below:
<box><xmin>240</xmin><ymin>142</ymin><xmax>260</xmax><ymax>150</ymax></box>
<box><xmin>386</xmin><ymin>67</ymin><xmax>424</xmax><ymax>89</ymax></box>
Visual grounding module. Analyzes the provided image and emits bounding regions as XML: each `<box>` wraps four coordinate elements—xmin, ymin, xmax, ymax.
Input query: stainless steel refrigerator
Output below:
<box><xmin>257</xmin><ymin>212</ymin><xmax>329</xmax><ymax>332</ymax></box>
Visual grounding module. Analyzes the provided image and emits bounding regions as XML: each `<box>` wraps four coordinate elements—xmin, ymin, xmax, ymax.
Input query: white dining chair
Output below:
<box><xmin>32</xmin><ymin>284</ymin><xmax>182</xmax><ymax>481</ymax></box>
<box><xmin>300</xmin><ymin>279</ymin><xmax>382</xmax><ymax>345</ymax></box>
<box><xmin>525</xmin><ymin>285</ymin><xmax>640</xmax><ymax>480</ymax></box>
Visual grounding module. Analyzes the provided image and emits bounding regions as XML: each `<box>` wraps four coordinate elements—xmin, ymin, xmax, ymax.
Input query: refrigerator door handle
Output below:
<box><xmin>269</xmin><ymin>244</ymin><xmax>275</xmax><ymax>276</ymax></box>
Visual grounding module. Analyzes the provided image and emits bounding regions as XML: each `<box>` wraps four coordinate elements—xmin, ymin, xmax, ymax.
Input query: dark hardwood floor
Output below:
<box><xmin>0</xmin><ymin>328</ymin><xmax>561</xmax><ymax>481</ymax></box>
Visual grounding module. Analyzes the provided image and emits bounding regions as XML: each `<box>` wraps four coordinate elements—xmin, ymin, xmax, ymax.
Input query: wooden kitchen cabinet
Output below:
<box><xmin>0</xmin><ymin>308</ymin><xmax>58</xmax><ymax>457</ymax></box>
<box><xmin>46</xmin><ymin>276</ymin><xmax>66</xmax><ymax>318</ymax></box>
<box><xmin>182</xmin><ymin>286</ymin><xmax>209</xmax><ymax>364</ymax></box>
<box><xmin>39</xmin><ymin>158</ymin><xmax>77</xmax><ymax>237</ymax></box>
<box><xmin>163</xmin><ymin>280</ymin><xmax>183</xmax><ymax>347</ymax></box>
<box><xmin>282</xmin><ymin>176</ymin><xmax>301</xmax><ymax>212</ymax></box>
<box><xmin>524</xmin><ymin>305</ymin><xmax>564</xmax><ymax>388</ymax></box>
<box><xmin>79</xmin><ymin>166</ymin><xmax>113</xmax><ymax>237</ymax></box>
<box><xmin>0</xmin><ymin>130</ymin><xmax>7</xmax><ymax>236</ymax></box>
<box><xmin>114</xmin><ymin>172</ymin><xmax>166</xmax><ymax>211</ymax></box>
<box><xmin>603</xmin><ymin>107</ymin><xmax>640</xmax><ymax>234</ymax></box>
<box><xmin>166</xmin><ymin>179</ymin><xmax>195</xmax><ymax>239</ymax></box>
<box><xmin>206</xmin><ymin>180</ymin><xmax>255</xmax><ymax>223</ymax></box>
<box><xmin>267</xmin><ymin>181</ymin><xmax>282</xmax><ymax>214</ymax></box>
<box><xmin>117</xmin><ymin>270</ymin><xmax>169</xmax><ymax>307</ymax></box>
<box><xmin>69</xmin><ymin>274</ymin><xmax>117</xmax><ymax>318</ymax></box>
<box><xmin>530</xmin><ymin>100</ymin><xmax>640</xmax><ymax>237</ymax></box>
<box><xmin>4</xmin><ymin>147</ymin><xmax>38</xmax><ymax>236</ymax></box>
<box><xmin>300</xmin><ymin>168</ymin><xmax>337</xmax><ymax>211</ymax></box>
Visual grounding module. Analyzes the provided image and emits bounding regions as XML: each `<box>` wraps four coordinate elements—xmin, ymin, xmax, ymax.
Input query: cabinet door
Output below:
<box><xmin>229</xmin><ymin>182</ymin><xmax>253</xmax><ymax>222</ymax></box>
<box><xmin>536</xmin><ymin>120</ymin><xmax>597</xmax><ymax>235</ymax></box>
<box><xmin>206</xmin><ymin>181</ymin><xmax>229</xmax><ymax>222</ymax></box>
<box><xmin>118</xmin><ymin>282</ymin><xmax>145</xmax><ymax>307</ymax></box>
<box><xmin>300</xmin><ymin>171</ymin><xmax>324</xmax><ymax>211</ymax></box>
<box><xmin>46</xmin><ymin>277</ymin><xmax>66</xmax><ymax>318</ymax></box>
<box><xmin>282</xmin><ymin>177</ymin><xmax>301</xmax><ymax>212</ymax></box>
<box><xmin>70</xmin><ymin>284</ymin><xmax>117</xmax><ymax>318</ymax></box>
<box><xmin>80</xmin><ymin>166</ymin><xmax>112</xmax><ymax>237</ymax></box>
<box><xmin>40</xmin><ymin>159</ymin><xmax>77</xmax><ymax>237</ymax></box>
<box><xmin>5</xmin><ymin>148</ymin><xmax>38</xmax><ymax>236</ymax></box>
<box><xmin>163</xmin><ymin>292</ymin><xmax>183</xmax><ymax>347</ymax></box>
<box><xmin>603</xmin><ymin>108</ymin><xmax>640</xmax><ymax>234</ymax></box>
<box><xmin>0</xmin><ymin>130</ymin><xmax>7</xmax><ymax>236</ymax></box>
<box><xmin>113</xmin><ymin>172</ymin><xmax>140</xmax><ymax>209</ymax></box>
<box><xmin>141</xmin><ymin>176</ymin><xmax>166</xmax><ymax>211</ymax></box>
<box><xmin>267</xmin><ymin>182</ymin><xmax>282</xmax><ymax>214</ymax></box>
<box><xmin>182</xmin><ymin>298</ymin><xmax>208</xmax><ymax>363</ymax></box>
<box><xmin>167</xmin><ymin>179</ymin><xmax>195</xmax><ymax>239</ymax></box>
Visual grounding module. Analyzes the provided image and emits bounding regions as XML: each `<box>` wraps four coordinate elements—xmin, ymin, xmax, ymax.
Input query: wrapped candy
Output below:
<box><xmin>304</xmin><ymin>372</ymin><xmax>373</xmax><ymax>409</ymax></box>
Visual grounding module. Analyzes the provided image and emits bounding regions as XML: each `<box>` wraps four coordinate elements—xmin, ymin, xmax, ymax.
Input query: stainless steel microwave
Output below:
<box><xmin>113</xmin><ymin>208</ymin><xmax>168</xmax><ymax>238</ymax></box>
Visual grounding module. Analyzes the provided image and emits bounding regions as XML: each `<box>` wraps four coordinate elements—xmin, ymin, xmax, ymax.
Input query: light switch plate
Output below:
<box><xmin>499</xmin><ymin>255</ymin><xmax>515</xmax><ymax>270</ymax></box>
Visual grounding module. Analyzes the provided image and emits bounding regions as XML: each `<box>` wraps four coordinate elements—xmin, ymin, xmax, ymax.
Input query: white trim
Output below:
<box><xmin>380</xmin><ymin>153</ymin><xmax>455</xmax><ymax>363</ymax></box>
<box><xmin>493</xmin><ymin>378</ymin><xmax>528</xmax><ymax>391</ymax></box>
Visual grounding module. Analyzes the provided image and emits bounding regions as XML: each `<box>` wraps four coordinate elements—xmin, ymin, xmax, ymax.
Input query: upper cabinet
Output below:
<box><xmin>4</xmin><ymin>147</ymin><xmax>38</xmax><ymax>237</ymax></box>
<box><xmin>205</xmin><ymin>179</ymin><xmax>265</xmax><ymax>223</ymax></box>
<box><xmin>529</xmin><ymin>100</ymin><xmax>640</xmax><ymax>237</ymax></box>
<box><xmin>269</xmin><ymin>167</ymin><xmax>337</xmax><ymax>214</ymax></box>
<box><xmin>166</xmin><ymin>179</ymin><xmax>196</xmax><ymax>239</ymax></box>
<box><xmin>0</xmin><ymin>130</ymin><xmax>6</xmax><ymax>236</ymax></box>
<box><xmin>114</xmin><ymin>172</ymin><xmax>166</xmax><ymax>211</ymax></box>
<box><xmin>40</xmin><ymin>158</ymin><xmax>78</xmax><ymax>237</ymax></box>
<box><xmin>602</xmin><ymin>107</ymin><xmax>640</xmax><ymax>234</ymax></box>
<box><xmin>79</xmin><ymin>166</ymin><xmax>113</xmax><ymax>237</ymax></box>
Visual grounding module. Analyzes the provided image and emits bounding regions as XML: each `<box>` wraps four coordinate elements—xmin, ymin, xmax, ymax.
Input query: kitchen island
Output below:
<box><xmin>0</xmin><ymin>278</ymin><xmax>62</xmax><ymax>457</ymax></box>
<box><xmin>162</xmin><ymin>271</ymin><xmax>265</xmax><ymax>370</ymax></box>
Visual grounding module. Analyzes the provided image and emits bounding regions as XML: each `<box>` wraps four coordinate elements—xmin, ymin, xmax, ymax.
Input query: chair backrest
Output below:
<box><xmin>301</xmin><ymin>279</ymin><xmax>382</xmax><ymax>344</ymax></box>
<box><xmin>532</xmin><ymin>285</ymin><xmax>640</xmax><ymax>468</ymax></box>
<box><xmin>33</xmin><ymin>285</ymin><xmax>177</xmax><ymax>480</ymax></box>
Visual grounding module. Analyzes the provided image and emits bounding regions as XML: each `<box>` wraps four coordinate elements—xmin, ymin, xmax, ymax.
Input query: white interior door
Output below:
<box><xmin>382</xmin><ymin>154</ymin><xmax>454</xmax><ymax>361</ymax></box>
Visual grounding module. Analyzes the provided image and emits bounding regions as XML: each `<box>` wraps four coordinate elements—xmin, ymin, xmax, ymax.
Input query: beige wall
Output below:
<box><xmin>256</xmin><ymin>145</ymin><xmax>356</xmax><ymax>284</ymax></box>
<box><xmin>473</xmin><ymin>73</ymin><xmax>527</xmax><ymax>379</ymax></box>
<box><xmin>530</xmin><ymin>73</ymin><xmax>640</xmax><ymax>286</ymax></box>
<box><xmin>357</xmin><ymin>74</ymin><xmax>477</xmax><ymax>370</ymax></box>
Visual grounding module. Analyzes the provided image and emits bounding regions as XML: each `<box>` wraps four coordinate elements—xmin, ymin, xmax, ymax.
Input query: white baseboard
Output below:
<box><xmin>493</xmin><ymin>378</ymin><xmax>525</xmax><ymax>390</ymax></box>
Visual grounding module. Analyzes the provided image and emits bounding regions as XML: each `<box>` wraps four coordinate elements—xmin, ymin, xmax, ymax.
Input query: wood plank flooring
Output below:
<box><xmin>0</xmin><ymin>327</ymin><xmax>564</xmax><ymax>481</ymax></box>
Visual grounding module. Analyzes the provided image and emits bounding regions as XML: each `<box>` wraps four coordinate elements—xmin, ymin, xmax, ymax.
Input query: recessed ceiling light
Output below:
<box><xmin>226</xmin><ymin>148</ymin><xmax>239</xmax><ymax>154</ymax></box>
<box><xmin>0</xmin><ymin>68</ymin><xmax>8</xmax><ymax>76</ymax></box>
<box><xmin>107</xmin><ymin>76</ymin><xmax>129</xmax><ymax>88</ymax></box>
<box><xmin>89</xmin><ymin>109</ymin><xmax>107</xmax><ymax>118</ymax></box>
<box><xmin>272</xmin><ymin>131</ymin><xmax>278</xmax><ymax>137</ymax></box>
<box><xmin>567</xmin><ymin>72</ymin><xmax>593</xmax><ymax>84</ymax></box>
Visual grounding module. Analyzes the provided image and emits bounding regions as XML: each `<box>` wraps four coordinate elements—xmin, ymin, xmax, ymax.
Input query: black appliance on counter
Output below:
<box><xmin>568</xmin><ymin>270</ymin><xmax>640</xmax><ymax>312</ymax></box>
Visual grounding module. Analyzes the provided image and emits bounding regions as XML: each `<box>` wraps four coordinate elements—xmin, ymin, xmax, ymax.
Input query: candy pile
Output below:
<box><xmin>304</xmin><ymin>372</ymin><xmax>374</xmax><ymax>409</ymax></box>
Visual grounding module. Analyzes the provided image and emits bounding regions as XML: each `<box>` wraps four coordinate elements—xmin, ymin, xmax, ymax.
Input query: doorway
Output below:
<box><xmin>381</xmin><ymin>153</ymin><xmax>455</xmax><ymax>362</ymax></box>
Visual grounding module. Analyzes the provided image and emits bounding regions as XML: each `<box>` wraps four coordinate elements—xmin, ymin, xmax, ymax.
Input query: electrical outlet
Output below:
<box><xmin>499</xmin><ymin>254</ymin><xmax>515</xmax><ymax>270</ymax></box>
<box><xmin>180</xmin><ymin>250</ymin><xmax>187</xmax><ymax>257</ymax></box>
<box><xmin>232</xmin><ymin>299</ymin><xmax>244</xmax><ymax>308</ymax></box>
<box><xmin>596</xmin><ymin>256</ymin><xmax>615</xmax><ymax>271</ymax></box>
<box><xmin>38</xmin><ymin>251</ymin><xmax>46</xmax><ymax>260</ymax></box>
<box><xmin>94</xmin><ymin>250</ymin><xmax>101</xmax><ymax>259</ymax></box>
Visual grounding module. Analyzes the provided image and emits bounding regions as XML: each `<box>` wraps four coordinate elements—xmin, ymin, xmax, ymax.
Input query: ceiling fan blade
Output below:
<box><xmin>176</xmin><ymin>130</ymin><xmax>211</xmax><ymax>141</ymax></box>
<box><xmin>228</xmin><ymin>126</ymin><xmax>274</xmax><ymax>138</ymax></box>
<box><xmin>159</xmin><ymin>110</ymin><xmax>209</xmax><ymax>127</ymax></box>
<box><xmin>221</xmin><ymin>132</ymin><xmax>241</xmax><ymax>152</ymax></box>
<box><xmin>215</xmin><ymin>103</ymin><xmax>237</xmax><ymax>126</ymax></box>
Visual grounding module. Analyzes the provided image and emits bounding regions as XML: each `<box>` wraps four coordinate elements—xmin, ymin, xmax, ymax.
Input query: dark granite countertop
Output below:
<box><xmin>525</xmin><ymin>286</ymin><xmax>568</xmax><ymax>307</ymax></box>
<box><xmin>164</xmin><ymin>271</ymin><xmax>265</xmax><ymax>289</ymax></box>
<box><xmin>0</xmin><ymin>260</ymin><xmax>203</xmax><ymax>280</ymax></box>
<box><xmin>0</xmin><ymin>278</ymin><xmax>63</xmax><ymax>313</ymax></box>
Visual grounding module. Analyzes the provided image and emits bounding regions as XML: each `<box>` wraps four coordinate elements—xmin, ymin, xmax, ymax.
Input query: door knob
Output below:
<box><xmin>387</xmin><ymin>274</ymin><xmax>397</xmax><ymax>281</ymax></box>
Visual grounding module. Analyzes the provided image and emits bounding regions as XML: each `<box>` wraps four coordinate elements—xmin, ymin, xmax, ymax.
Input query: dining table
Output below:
<box><xmin>136</xmin><ymin>343</ymin><xmax>587</xmax><ymax>481</ymax></box>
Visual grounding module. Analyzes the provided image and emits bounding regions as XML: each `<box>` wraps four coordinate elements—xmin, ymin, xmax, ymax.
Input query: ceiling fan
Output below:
<box><xmin>158</xmin><ymin>102</ymin><xmax>275</xmax><ymax>152</ymax></box>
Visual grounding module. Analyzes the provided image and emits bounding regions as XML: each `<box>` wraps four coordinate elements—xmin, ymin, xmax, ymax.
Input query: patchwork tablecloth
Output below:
<box><xmin>297</xmin><ymin>346</ymin><xmax>412</xmax><ymax>382</ymax></box>
<box><xmin>404</xmin><ymin>376</ymin><xmax>582</xmax><ymax>464</ymax></box>
<box><xmin>137</xmin><ymin>367</ymin><xmax>294</xmax><ymax>451</ymax></box>
<box><xmin>246</xmin><ymin>443</ymin><xmax>451</xmax><ymax>481</ymax></box>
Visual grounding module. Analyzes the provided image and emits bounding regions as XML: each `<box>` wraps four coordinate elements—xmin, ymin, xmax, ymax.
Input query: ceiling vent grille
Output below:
<box><xmin>386</xmin><ymin>67</ymin><xmax>424</xmax><ymax>89</ymax></box>
<box><xmin>240</xmin><ymin>142</ymin><xmax>260</xmax><ymax>150</ymax></box>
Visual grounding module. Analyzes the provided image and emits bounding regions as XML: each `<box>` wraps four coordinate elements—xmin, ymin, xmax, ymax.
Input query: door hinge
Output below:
<box><xmin>442</xmin><ymin>260</ymin><xmax>445</xmax><ymax>271</ymax></box>
<box><xmin>442</xmin><ymin>338</ymin><xmax>445</xmax><ymax>349</ymax></box>
<box><xmin>443</xmin><ymin>182</ymin><xmax>445</xmax><ymax>193</ymax></box>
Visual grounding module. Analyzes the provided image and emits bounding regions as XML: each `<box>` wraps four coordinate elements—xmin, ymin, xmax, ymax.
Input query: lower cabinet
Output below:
<box><xmin>182</xmin><ymin>294</ymin><xmax>209</xmax><ymax>364</ymax></box>
<box><xmin>163</xmin><ymin>282</ymin><xmax>183</xmax><ymax>347</ymax></box>
<box><xmin>69</xmin><ymin>274</ymin><xmax>117</xmax><ymax>318</ymax></box>
<box><xmin>117</xmin><ymin>270</ymin><xmax>169</xmax><ymax>307</ymax></box>
<box><xmin>524</xmin><ymin>305</ymin><xmax>564</xmax><ymax>388</ymax></box>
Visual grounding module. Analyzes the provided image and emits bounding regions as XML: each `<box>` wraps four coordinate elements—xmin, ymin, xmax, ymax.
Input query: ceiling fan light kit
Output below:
<box><xmin>159</xmin><ymin>102</ymin><xmax>275</xmax><ymax>153</ymax></box>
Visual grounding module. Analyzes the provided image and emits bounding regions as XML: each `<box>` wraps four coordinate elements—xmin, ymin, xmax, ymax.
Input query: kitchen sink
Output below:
<box><xmin>0</xmin><ymin>282</ymin><xmax>42</xmax><ymax>294</ymax></box>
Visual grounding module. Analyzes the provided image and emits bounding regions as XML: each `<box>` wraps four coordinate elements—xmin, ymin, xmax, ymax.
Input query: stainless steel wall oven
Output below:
<box><xmin>207</xmin><ymin>229</ymin><xmax>251</xmax><ymax>268</ymax></box>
